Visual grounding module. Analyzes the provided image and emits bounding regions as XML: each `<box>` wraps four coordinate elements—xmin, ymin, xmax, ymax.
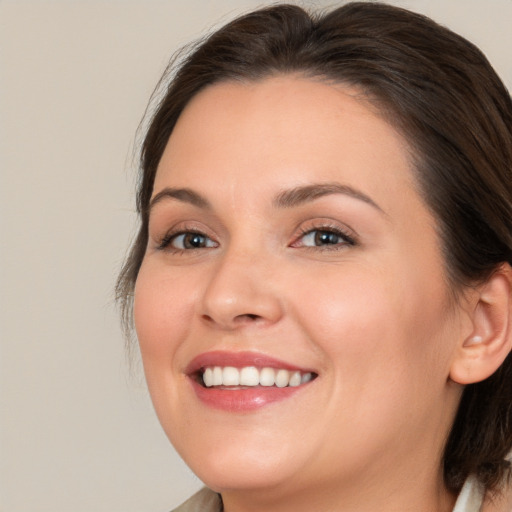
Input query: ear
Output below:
<box><xmin>450</xmin><ymin>264</ymin><xmax>512</xmax><ymax>385</ymax></box>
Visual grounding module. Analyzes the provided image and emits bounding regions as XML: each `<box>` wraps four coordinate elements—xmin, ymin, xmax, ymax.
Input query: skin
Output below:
<box><xmin>134</xmin><ymin>76</ymin><xmax>484</xmax><ymax>512</ymax></box>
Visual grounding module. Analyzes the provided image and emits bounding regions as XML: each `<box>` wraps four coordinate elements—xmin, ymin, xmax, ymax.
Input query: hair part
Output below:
<box><xmin>116</xmin><ymin>1</ymin><xmax>512</xmax><ymax>493</ymax></box>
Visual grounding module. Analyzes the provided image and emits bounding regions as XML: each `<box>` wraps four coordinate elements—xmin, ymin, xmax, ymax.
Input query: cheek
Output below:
<box><xmin>292</xmin><ymin>259</ymin><xmax>454</xmax><ymax>392</ymax></box>
<box><xmin>133</xmin><ymin>261</ymin><xmax>196</xmax><ymax>373</ymax></box>
<box><xmin>133</xmin><ymin>261</ymin><xmax>207</xmax><ymax>438</ymax></box>
<box><xmin>301</xmin><ymin>272</ymin><xmax>401</xmax><ymax>393</ymax></box>
<box><xmin>289</xmin><ymin>259</ymin><xmax>458</xmax><ymax>465</ymax></box>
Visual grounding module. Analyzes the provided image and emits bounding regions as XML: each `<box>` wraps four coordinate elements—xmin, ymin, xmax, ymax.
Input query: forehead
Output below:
<box><xmin>154</xmin><ymin>76</ymin><xmax>421</xmax><ymax>216</ymax></box>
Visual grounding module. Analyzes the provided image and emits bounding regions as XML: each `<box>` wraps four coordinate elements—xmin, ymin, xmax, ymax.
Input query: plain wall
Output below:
<box><xmin>1</xmin><ymin>1</ymin><xmax>511</xmax><ymax>511</ymax></box>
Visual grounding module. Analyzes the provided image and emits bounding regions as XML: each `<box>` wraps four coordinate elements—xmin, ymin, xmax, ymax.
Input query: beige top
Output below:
<box><xmin>172</xmin><ymin>487</ymin><xmax>222</xmax><ymax>512</ymax></box>
<box><xmin>171</xmin><ymin>477</ymin><xmax>488</xmax><ymax>512</ymax></box>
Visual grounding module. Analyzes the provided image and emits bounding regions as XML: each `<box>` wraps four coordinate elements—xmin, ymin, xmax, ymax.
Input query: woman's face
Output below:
<box><xmin>134</xmin><ymin>77</ymin><xmax>467</xmax><ymax>499</ymax></box>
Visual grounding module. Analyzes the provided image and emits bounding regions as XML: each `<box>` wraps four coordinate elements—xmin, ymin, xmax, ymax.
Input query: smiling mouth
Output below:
<box><xmin>198</xmin><ymin>366</ymin><xmax>316</xmax><ymax>388</ymax></box>
<box><xmin>187</xmin><ymin>352</ymin><xmax>318</xmax><ymax>411</ymax></box>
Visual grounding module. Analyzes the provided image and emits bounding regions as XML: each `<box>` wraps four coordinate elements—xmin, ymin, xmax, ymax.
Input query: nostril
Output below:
<box><xmin>231</xmin><ymin>313</ymin><xmax>263</xmax><ymax>325</ymax></box>
<box><xmin>202</xmin><ymin>314</ymin><xmax>213</xmax><ymax>322</ymax></box>
<box><xmin>201</xmin><ymin>313</ymin><xmax>260</xmax><ymax>323</ymax></box>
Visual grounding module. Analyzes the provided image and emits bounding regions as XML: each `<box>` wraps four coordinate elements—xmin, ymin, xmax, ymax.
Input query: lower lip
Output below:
<box><xmin>190</xmin><ymin>378</ymin><xmax>306</xmax><ymax>412</ymax></box>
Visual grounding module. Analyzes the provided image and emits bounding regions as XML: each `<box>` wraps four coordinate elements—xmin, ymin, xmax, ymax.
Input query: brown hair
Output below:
<box><xmin>117</xmin><ymin>1</ymin><xmax>512</xmax><ymax>494</ymax></box>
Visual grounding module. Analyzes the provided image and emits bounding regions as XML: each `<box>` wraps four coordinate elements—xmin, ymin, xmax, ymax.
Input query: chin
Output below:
<box><xmin>169</xmin><ymin>426</ymin><xmax>305</xmax><ymax>492</ymax></box>
<box><xmin>192</xmin><ymin>456</ymin><xmax>295</xmax><ymax>493</ymax></box>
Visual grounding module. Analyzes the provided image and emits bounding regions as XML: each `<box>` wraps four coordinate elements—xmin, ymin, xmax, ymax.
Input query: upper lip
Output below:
<box><xmin>185</xmin><ymin>350</ymin><xmax>316</xmax><ymax>375</ymax></box>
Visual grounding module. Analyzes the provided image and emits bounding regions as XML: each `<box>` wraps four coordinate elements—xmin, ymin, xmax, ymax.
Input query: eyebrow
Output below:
<box><xmin>273</xmin><ymin>182</ymin><xmax>384</xmax><ymax>213</ymax></box>
<box><xmin>148</xmin><ymin>182</ymin><xmax>384</xmax><ymax>214</ymax></box>
<box><xmin>149</xmin><ymin>187</ymin><xmax>211</xmax><ymax>212</ymax></box>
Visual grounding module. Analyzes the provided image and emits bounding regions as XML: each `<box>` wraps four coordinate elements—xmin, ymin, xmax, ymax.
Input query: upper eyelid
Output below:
<box><xmin>293</xmin><ymin>218</ymin><xmax>358</xmax><ymax>238</ymax></box>
<box><xmin>172</xmin><ymin>231</ymin><xmax>217</xmax><ymax>247</ymax></box>
<box><xmin>293</xmin><ymin>226</ymin><xmax>357</xmax><ymax>247</ymax></box>
<box><xmin>161</xmin><ymin>226</ymin><xmax>215</xmax><ymax>243</ymax></box>
<box><xmin>151</xmin><ymin>219</ymin><xmax>216</xmax><ymax>238</ymax></box>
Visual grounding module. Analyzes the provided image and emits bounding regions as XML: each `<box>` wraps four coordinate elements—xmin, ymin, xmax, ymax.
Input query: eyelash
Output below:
<box><xmin>292</xmin><ymin>223</ymin><xmax>357</xmax><ymax>251</ymax></box>
<box><xmin>157</xmin><ymin>227</ymin><xmax>216</xmax><ymax>253</ymax></box>
<box><xmin>156</xmin><ymin>223</ymin><xmax>357</xmax><ymax>254</ymax></box>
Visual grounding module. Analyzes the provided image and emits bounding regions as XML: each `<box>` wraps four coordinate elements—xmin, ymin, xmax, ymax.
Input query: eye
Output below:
<box><xmin>158</xmin><ymin>230</ymin><xmax>217</xmax><ymax>251</ymax></box>
<box><xmin>301</xmin><ymin>230</ymin><xmax>343</xmax><ymax>247</ymax></box>
<box><xmin>293</xmin><ymin>226</ymin><xmax>356</xmax><ymax>250</ymax></box>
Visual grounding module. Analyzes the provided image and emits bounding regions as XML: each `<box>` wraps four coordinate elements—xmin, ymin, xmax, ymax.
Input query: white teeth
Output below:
<box><xmin>259</xmin><ymin>367</ymin><xmax>275</xmax><ymax>386</ymax></box>
<box><xmin>203</xmin><ymin>367</ymin><xmax>214</xmax><ymax>387</ymax></box>
<box><xmin>201</xmin><ymin>366</ymin><xmax>314</xmax><ymax>388</ymax></box>
<box><xmin>301</xmin><ymin>372</ymin><xmax>313</xmax><ymax>384</ymax></box>
<box><xmin>240</xmin><ymin>366</ymin><xmax>259</xmax><ymax>386</ymax></box>
<box><xmin>275</xmin><ymin>369</ymin><xmax>290</xmax><ymax>388</ymax></box>
<box><xmin>212</xmin><ymin>366</ymin><xmax>223</xmax><ymax>386</ymax></box>
<box><xmin>289</xmin><ymin>371</ymin><xmax>302</xmax><ymax>387</ymax></box>
<box><xmin>222</xmin><ymin>366</ymin><xmax>240</xmax><ymax>386</ymax></box>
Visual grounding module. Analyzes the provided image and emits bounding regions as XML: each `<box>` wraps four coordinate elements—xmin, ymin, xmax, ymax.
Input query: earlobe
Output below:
<box><xmin>450</xmin><ymin>264</ymin><xmax>512</xmax><ymax>385</ymax></box>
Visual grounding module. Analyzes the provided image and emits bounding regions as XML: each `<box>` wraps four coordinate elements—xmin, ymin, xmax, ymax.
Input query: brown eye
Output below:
<box><xmin>314</xmin><ymin>231</ymin><xmax>342</xmax><ymax>246</ymax></box>
<box><xmin>169</xmin><ymin>232</ymin><xmax>216</xmax><ymax>250</ymax></box>
<box><xmin>299</xmin><ymin>229</ymin><xmax>353</xmax><ymax>248</ymax></box>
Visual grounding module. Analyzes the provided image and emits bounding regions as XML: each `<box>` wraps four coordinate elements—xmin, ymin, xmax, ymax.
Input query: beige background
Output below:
<box><xmin>1</xmin><ymin>1</ymin><xmax>511</xmax><ymax>511</ymax></box>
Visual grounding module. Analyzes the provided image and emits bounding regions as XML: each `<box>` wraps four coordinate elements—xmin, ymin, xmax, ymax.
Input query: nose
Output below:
<box><xmin>199</xmin><ymin>248</ymin><xmax>283</xmax><ymax>330</ymax></box>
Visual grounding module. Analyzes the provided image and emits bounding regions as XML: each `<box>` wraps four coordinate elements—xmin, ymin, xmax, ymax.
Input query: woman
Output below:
<box><xmin>117</xmin><ymin>2</ymin><xmax>512</xmax><ymax>511</ymax></box>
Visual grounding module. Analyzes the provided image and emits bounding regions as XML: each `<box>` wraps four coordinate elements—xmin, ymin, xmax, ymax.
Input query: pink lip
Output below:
<box><xmin>185</xmin><ymin>351</ymin><xmax>316</xmax><ymax>413</ymax></box>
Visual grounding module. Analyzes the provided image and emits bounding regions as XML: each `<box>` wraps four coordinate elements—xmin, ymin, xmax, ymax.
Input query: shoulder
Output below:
<box><xmin>171</xmin><ymin>487</ymin><xmax>222</xmax><ymax>512</ymax></box>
